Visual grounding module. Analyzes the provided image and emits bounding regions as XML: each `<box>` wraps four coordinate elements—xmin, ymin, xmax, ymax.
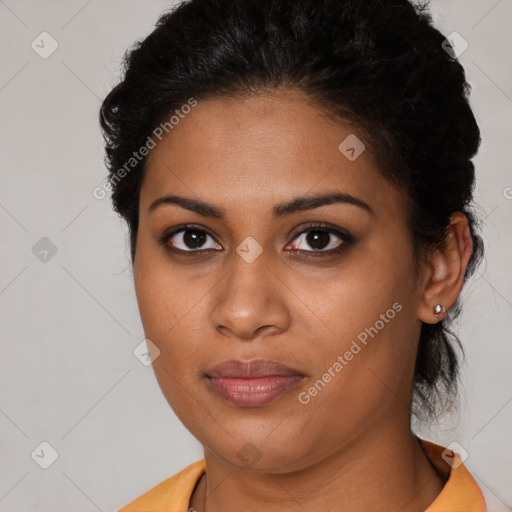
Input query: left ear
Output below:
<box><xmin>417</xmin><ymin>212</ymin><xmax>474</xmax><ymax>324</ymax></box>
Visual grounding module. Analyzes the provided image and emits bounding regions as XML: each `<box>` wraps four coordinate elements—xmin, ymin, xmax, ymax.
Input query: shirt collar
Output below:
<box><xmin>118</xmin><ymin>438</ymin><xmax>486</xmax><ymax>511</ymax></box>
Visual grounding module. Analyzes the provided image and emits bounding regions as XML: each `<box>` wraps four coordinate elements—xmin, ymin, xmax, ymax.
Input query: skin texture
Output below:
<box><xmin>133</xmin><ymin>89</ymin><xmax>473</xmax><ymax>512</ymax></box>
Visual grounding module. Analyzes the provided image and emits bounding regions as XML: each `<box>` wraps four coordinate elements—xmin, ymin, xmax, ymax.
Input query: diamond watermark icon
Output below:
<box><xmin>32</xmin><ymin>237</ymin><xmax>58</xmax><ymax>263</ymax></box>
<box><xmin>134</xmin><ymin>338</ymin><xmax>161</xmax><ymax>366</ymax></box>
<box><xmin>441</xmin><ymin>32</ymin><xmax>469</xmax><ymax>59</ymax></box>
<box><xmin>338</xmin><ymin>134</ymin><xmax>366</xmax><ymax>161</ymax></box>
<box><xmin>236</xmin><ymin>442</ymin><xmax>262</xmax><ymax>468</ymax></box>
<box><xmin>236</xmin><ymin>236</ymin><xmax>263</xmax><ymax>264</ymax></box>
<box><xmin>31</xmin><ymin>441</ymin><xmax>59</xmax><ymax>469</ymax></box>
<box><xmin>441</xmin><ymin>441</ymin><xmax>469</xmax><ymax>469</ymax></box>
<box><xmin>31</xmin><ymin>32</ymin><xmax>59</xmax><ymax>59</ymax></box>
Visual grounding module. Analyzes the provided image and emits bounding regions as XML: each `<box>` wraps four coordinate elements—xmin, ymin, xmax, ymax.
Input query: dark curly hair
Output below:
<box><xmin>99</xmin><ymin>0</ymin><xmax>483</xmax><ymax>422</ymax></box>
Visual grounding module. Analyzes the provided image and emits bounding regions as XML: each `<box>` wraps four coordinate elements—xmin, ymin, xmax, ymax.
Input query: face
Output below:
<box><xmin>134</xmin><ymin>90</ymin><xmax>425</xmax><ymax>472</ymax></box>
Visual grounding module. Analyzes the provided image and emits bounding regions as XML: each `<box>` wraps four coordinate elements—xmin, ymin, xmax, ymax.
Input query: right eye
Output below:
<box><xmin>159</xmin><ymin>225</ymin><xmax>223</xmax><ymax>254</ymax></box>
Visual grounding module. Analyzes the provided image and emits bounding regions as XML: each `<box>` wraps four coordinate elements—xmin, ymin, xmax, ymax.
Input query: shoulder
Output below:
<box><xmin>117</xmin><ymin>459</ymin><xmax>206</xmax><ymax>512</ymax></box>
<box><xmin>419</xmin><ymin>439</ymin><xmax>487</xmax><ymax>512</ymax></box>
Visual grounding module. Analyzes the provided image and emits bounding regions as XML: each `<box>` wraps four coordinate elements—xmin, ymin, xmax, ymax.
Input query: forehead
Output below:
<box><xmin>141</xmin><ymin>90</ymin><xmax>405</xmax><ymax>219</ymax></box>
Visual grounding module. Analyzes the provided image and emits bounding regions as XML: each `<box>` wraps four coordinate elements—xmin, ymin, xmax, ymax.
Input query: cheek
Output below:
<box><xmin>134</xmin><ymin>228</ymin><xmax>192</xmax><ymax>334</ymax></box>
<box><xmin>134</xmin><ymin>249</ymin><xmax>209</xmax><ymax>423</ymax></box>
<box><xmin>133</xmin><ymin>236</ymin><xmax>219</xmax><ymax>384</ymax></box>
<box><xmin>134</xmin><ymin>239</ymin><xmax>188</xmax><ymax>360</ymax></box>
<box><xmin>317</xmin><ymin>245</ymin><xmax>413</xmax><ymax>341</ymax></box>
<box><xmin>305</xmin><ymin>239</ymin><xmax>418</xmax><ymax>399</ymax></box>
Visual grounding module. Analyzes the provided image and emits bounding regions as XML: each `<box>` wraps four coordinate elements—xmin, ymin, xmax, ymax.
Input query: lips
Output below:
<box><xmin>206</xmin><ymin>359</ymin><xmax>304</xmax><ymax>378</ymax></box>
<box><xmin>205</xmin><ymin>359</ymin><xmax>306</xmax><ymax>407</ymax></box>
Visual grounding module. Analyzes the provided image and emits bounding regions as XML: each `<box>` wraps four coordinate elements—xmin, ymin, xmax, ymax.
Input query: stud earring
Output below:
<box><xmin>433</xmin><ymin>304</ymin><xmax>445</xmax><ymax>319</ymax></box>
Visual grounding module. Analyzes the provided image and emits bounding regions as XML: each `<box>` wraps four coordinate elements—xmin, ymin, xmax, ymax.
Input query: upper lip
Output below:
<box><xmin>206</xmin><ymin>359</ymin><xmax>304</xmax><ymax>378</ymax></box>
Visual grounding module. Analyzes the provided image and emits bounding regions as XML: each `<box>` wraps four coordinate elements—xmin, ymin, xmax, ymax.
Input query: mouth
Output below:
<box><xmin>205</xmin><ymin>359</ymin><xmax>306</xmax><ymax>407</ymax></box>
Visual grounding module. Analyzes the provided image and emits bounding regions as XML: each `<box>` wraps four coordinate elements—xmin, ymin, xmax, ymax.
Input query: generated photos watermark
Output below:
<box><xmin>93</xmin><ymin>97</ymin><xmax>198</xmax><ymax>200</ymax></box>
<box><xmin>298</xmin><ymin>301</ymin><xmax>403</xmax><ymax>404</ymax></box>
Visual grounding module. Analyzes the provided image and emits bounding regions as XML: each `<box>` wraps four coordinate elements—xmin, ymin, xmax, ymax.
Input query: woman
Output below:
<box><xmin>100</xmin><ymin>0</ymin><xmax>486</xmax><ymax>510</ymax></box>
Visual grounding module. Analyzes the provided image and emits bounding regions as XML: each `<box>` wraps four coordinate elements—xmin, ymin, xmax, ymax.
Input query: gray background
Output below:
<box><xmin>0</xmin><ymin>0</ymin><xmax>511</xmax><ymax>511</ymax></box>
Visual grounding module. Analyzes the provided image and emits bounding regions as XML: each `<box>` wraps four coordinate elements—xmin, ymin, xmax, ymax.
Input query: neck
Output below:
<box><xmin>190</xmin><ymin>417</ymin><xmax>445</xmax><ymax>512</ymax></box>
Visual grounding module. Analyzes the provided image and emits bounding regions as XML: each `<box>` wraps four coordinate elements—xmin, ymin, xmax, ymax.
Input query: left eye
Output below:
<box><xmin>164</xmin><ymin>228</ymin><xmax>222</xmax><ymax>252</ymax></box>
<box><xmin>285</xmin><ymin>228</ymin><xmax>347</xmax><ymax>253</ymax></box>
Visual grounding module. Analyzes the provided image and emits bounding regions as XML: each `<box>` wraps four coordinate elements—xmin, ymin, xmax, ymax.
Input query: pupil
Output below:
<box><xmin>184</xmin><ymin>230</ymin><xmax>206</xmax><ymax>249</ymax></box>
<box><xmin>306</xmin><ymin>230</ymin><xmax>329</xmax><ymax>249</ymax></box>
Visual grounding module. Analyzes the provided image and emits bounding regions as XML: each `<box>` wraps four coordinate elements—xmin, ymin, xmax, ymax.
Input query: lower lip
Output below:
<box><xmin>206</xmin><ymin>375</ymin><xmax>305</xmax><ymax>407</ymax></box>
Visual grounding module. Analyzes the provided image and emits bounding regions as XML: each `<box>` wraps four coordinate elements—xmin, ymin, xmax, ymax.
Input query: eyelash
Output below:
<box><xmin>158</xmin><ymin>222</ymin><xmax>353</xmax><ymax>258</ymax></box>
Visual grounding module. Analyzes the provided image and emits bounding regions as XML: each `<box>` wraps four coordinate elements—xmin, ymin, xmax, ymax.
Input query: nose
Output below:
<box><xmin>211</xmin><ymin>245</ymin><xmax>291</xmax><ymax>341</ymax></box>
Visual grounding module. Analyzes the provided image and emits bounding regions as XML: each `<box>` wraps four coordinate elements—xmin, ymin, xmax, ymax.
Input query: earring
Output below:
<box><xmin>433</xmin><ymin>304</ymin><xmax>445</xmax><ymax>319</ymax></box>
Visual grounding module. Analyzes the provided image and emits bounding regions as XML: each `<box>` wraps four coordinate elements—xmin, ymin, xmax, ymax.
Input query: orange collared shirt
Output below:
<box><xmin>117</xmin><ymin>438</ymin><xmax>486</xmax><ymax>512</ymax></box>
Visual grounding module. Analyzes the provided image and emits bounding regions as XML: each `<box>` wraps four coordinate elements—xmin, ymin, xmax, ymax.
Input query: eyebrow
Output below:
<box><xmin>148</xmin><ymin>191</ymin><xmax>373</xmax><ymax>218</ymax></box>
